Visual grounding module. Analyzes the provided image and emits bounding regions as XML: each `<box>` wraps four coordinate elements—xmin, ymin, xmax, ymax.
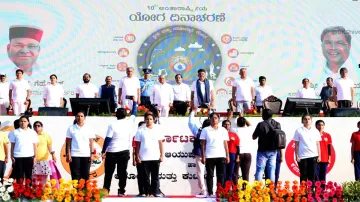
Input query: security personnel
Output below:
<box><xmin>139</xmin><ymin>68</ymin><xmax>155</xmax><ymax>106</ymax></box>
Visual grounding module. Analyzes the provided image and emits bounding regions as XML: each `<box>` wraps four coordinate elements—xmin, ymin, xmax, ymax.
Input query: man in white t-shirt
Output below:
<box><xmin>255</xmin><ymin>76</ymin><xmax>273</xmax><ymax>112</ymax></box>
<box><xmin>75</xmin><ymin>73</ymin><xmax>98</xmax><ymax>98</ymax></box>
<box><xmin>232</xmin><ymin>68</ymin><xmax>255</xmax><ymax>114</ymax></box>
<box><xmin>293</xmin><ymin>114</ymin><xmax>321</xmax><ymax>184</ymax></box>
<box><xmin>200</xmin><ymin>112</ymin><xmax>229</xmax><ymax>196</ymax></box>
<box><xmin>0</xmin><ymin>73</ymin><xmax>10</xmax><ymax>115</ymax></box>
<box><xmin>191</xmin><ymin>69</ymin><xmax>214</xmax><ymax>109</ymax></box>
<box><xmin>118</xmin><ymin>67</ymin><xmax>140</xmax><ymax>109</ymax></box>
<box><xmin>296</xmin><ymin>78</ymin><xmax>316</xmax><ymax>99</ymax></box>
<box><xmin>43</xmin><ymin>74</ymin><xmax>64</xmax><ymax>107</ymax></box>
<box><xmin>333</xmin><ymin>67</ymin><xmax>354</xmax><ymax>108</ymax></box>
<box><xmin>9</xmin><ymin>69</ymin><xmax>30</xmax><ymax>115</ymax></box>
<box><xmin>151</xmin><ymin>75</ymin><xmax>174</xmax><ymax>117</ymax></box>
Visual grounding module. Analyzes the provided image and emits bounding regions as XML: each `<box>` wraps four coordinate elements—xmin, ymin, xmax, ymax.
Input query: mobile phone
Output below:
<box><xmin>125</xmin><ymin>95</ymin><xmax>134</xmax><ymax>100</ymax></box>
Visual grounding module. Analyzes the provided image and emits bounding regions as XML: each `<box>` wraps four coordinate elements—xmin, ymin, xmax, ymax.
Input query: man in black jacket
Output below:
<box><xmin>252</xmin><ymin>109</ymin><xmax>282</xmax><ymax>182</ymax></box>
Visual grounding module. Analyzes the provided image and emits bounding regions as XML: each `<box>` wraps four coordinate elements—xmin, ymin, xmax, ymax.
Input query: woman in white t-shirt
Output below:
<box><xmin>66</xmin><ymin>111</ymin><xmax>95</xmax><ymax>180</ymax></box>
<box><xmin>135</xmin><ymin>113</ymin><xmax>164</xmax><ymax>197</ymax></box>
<box><xmin>233</xmin><ymin>117</ymin><xmax>253</xmax><ymax>183</ymax></box>
<box><xmin>200</xmin><ymin>112</ymin><xmax>229</xmax><ymax>196</ymax></box>
<box><xmin>9</xmin><ymin>116</ymin><xmax>38</xmax><ymax>182</ymax></box>
<box><xmin>293</xmin><ymin>114</ymin><xmax>321</xmax><ymax>184</ymax></box>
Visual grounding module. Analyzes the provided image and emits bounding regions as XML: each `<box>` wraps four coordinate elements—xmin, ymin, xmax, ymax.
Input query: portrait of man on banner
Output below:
<box><xmin>6</xmin><ymin>25</ymin><xmax>43</xmax><ymax>77</ymax></box>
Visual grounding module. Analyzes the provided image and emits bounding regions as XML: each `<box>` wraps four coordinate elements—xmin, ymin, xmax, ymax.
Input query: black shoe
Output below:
<box><xmin>118</xmin><ymin>189</ymin><xmax>126</xmax><ymax>197</ymax></box>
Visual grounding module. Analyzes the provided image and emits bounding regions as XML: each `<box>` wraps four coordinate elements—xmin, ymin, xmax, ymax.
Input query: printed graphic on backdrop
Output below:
<box><xmin>137</xmin><ymin>25</ymin><xmax>222</xmax><ymax>85</ymax></box>
<box><xmin>285</xmin><ymin>140</ymin><xmax>336</xmax><ymax>177</ymax></box>
<box><xmin>60</xmin><ymin>135</ymin><xmax>105</xmax><ymax>179</ymax></box>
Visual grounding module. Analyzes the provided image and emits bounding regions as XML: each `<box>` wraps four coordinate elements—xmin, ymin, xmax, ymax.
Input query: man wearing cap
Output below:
<box><xmin>118</xmin><ymin>67</ymin><xmax>140</xmax><ymax>109</ymax></box>
<box><xmin>0</xmin><ymin>74</ymin><xmax>9</xmax><ymax>115</ymax></box>
<box><xmin>7</xmin><ymin>25</ymin><xmax>43</xmax><ymax>76</ymax></box>
<box><xmin>9</xmin><ymin>69</ymin><xmax>31</xmax><ymax>115</ymax></box>
<box><xmin>139</xmin><ymin>68</ymin><xmax>155</xmax><ymax>106</ymax></box>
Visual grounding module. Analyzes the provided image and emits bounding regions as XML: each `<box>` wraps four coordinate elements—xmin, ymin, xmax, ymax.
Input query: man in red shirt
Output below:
<box><xmin>350</xmin><ymin>121</ymin><xmax>360</xmax><ymax>181</ymax></box>
<box><xmin>315</xmin><ymin>120</ymin><xmax>332</xmax><ymax>185</ymax></box>
<box><xmin>222</xmin><ymin>120</ymin><xmax>240</xmax><ymax>184</ymax></box>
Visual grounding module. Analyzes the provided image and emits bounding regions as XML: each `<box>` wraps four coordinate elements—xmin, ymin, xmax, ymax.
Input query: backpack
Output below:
<box><xmin>265</xmin><ymin>120</ymin><xmax>286</xmax><ymax>149</ymax></box>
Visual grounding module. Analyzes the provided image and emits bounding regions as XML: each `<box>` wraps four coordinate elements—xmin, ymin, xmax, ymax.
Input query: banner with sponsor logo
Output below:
<box><xmin>0</xmin><ymin>1</ymin><xmax>360</xmax><ymax>111</ymax></box>
<box><xmin>0</xmin><ymin>116</ymin><xmax>357</xmax><ymax>195</ymax></box>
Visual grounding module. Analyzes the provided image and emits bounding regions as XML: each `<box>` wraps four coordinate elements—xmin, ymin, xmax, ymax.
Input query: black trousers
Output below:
<box><xmin>13</xmin><ymin>157</ymin><xmax>34</xmax><ymax>182</ymax></box>
<box><xmin>337</xmin><ymin>100</ymin><xmax>352</xmax><ymax>108</ymax></box>
<box><xmin>110</xmin><ymin>103</ymin><xmax>117</xmax><ymax>113</ymax></box>
<box><xmin>136</xmin><ymin>163</ymin><xmax>145</xmax><ymax>195</ymax></box>
<box><xmin>142</xmin><ymin>160</ymin><xmax>160</xmax><ymax>196</ymax></box>
<box><xmin>173</xmin><ymin>101</ymin><xmax>188</xmax><ymax>115</ymax></box>
<box><xmin>0</xmin><ymin>161</ymin><xmax>5</xmax><ymax>181</ymax></box>
<box><xmin>234</xmin><ymin>153</ymin><xmax>252</xmax><ymax>183</ymax></box>
<box><xmin>103</xmin><ymin>150</ymin><xmax>130</xmax><ymax>193</ymax></box>
<box><xmin>140</xmin><ymin>96</ymin><xmax>151</xmax><ymax>106</ymax></box>
<box><xmin>298</xmin><ymin>157</ymin><xmax>318</xmax><ymax>183</ymax></box>
<box><xmin>69</xmin><ymin>157</ymin><xmax>91</xmax><ymax>181</ymax></box>
<box><xmin>205</xmin><ymin>158</ymin><xmax>225</xmax><ymax>195</ymax></box>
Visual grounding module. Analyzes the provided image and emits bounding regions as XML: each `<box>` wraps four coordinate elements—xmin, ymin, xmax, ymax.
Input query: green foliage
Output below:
<box><xmin>89</xmin><ymin>112</ymin><xmax>114</xmax><ymax>116</ymax></box>
<box><xmin>342</xmin><ymin>181</ymin><xmax>360</xmax><ymax>202</ymax></box>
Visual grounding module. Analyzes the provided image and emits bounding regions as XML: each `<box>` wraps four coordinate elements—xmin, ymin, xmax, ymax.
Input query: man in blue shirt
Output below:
<box><xmin>99</xmin><ymin>76</ymin><xmax>117</xmax><ymax>112</ymax></box>
<box><xmin>320</xmin><ymin>77</ymin><xmax>333</xmax><ymax>115</ymax></box>
<box><xmin>139</xmin><ymin>68</ymin><xmax>155</xmax><ymax>106</ymax></box>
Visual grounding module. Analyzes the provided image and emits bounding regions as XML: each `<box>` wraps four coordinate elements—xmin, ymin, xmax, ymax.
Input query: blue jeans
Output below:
<box><xmin>265</xmin><ymin>150</ymin><xmax>281</xmax><ymax>186</ymax></box>
<box><xmin>255</xmin><ymin>150</ymin><xmax>277</xmax><ymax>181</ymax></box>
<box><xmin>225</xmin><ymin>153</ymin><xmax>237</xmax><ymax>182</ymax></box>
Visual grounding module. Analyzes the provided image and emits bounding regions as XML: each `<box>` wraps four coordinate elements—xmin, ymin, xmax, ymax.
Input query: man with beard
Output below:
<box><xmin>99</xmin><ymin>76</ymin><xmax>117</xmax><ymax>112</ymax></box>
<box><xmin>6</xmin><ymin>26</ymin><xmax>43</xmax><ymax>77</ymax></box>
<box><xmin>75</xmin><ymin>73</ymin><xmax>98</xmax><ymax>98</ymax></box>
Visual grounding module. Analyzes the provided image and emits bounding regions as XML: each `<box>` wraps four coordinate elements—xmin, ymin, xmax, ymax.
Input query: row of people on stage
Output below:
<box><xmin>0</xmin><ymin>65</ymin><xmax>355</xmax><ymax>117</ymax></box>
<box><xmin>1</xmin><ymin>103</ymin><xmax>360</xmax><ymax>197</ymax></box>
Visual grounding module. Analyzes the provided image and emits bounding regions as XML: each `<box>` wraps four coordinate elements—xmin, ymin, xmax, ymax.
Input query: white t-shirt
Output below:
<box><xmin>119</xmin><ymin>76</ymin><xmax>140</xmax><ymax>99</ymax></box>
<box><xmin>134</xmin><ymin>124</ymin><xmax>164</xmax><ymax>161</ymax></box>
<box><xmin>334</xmin><ymin>77</ymin><xmax>354</xmax><ymax>101</ymax></box>
<box><xmin>293</xmin><ymin>126</ymin><xmax>322</xmax><ymax>159</ymax></box>
<box><xmin>66</xmin><ymin>123</ymin><xmax>95</xmax><ymax>157</ymax></box>
<box><xmin>173</xmin><ymin>83</ymin><xmax>191</xmax><ymax>101</ymax></box>
<box><xmin>234</xmin><ymin>127</ymin><xmax>254</xmax><ymax>154</ymax></box>
<box><xmin>151</xmin><ymin>83</ymin><xmax>174</xmax><ymax>107</ymax></box>
<box><xmin>232</xmin><ymin>78</ymin><xmax>255</xmax><ymax>102</ymax></box>
<box><xmin>9</xmin><ymin>79</ymin><xmax>30</xmax><ymax>102</ymax></box>
<box><xmin>296</xmin><ymin>88</ymin><xmax>316</xmax><ymax>99</ymax></box>
<box><xmin>43</xmin><ymin>83</ymin><xmax>64</xmax><ymax>107</ymax></box>
<box><xmin>199</xmin><ymin>126</ymin><xmax>229</xmax><ymax>158</ymax></box>
<box><xmin>0</xmin><ymin>82</ymin><xmax>9</xmax><ymax>100</ymax></box>
<box><xmin>75</xmin><ymin>83</ymin><xmax>98</xmax><ymax>98</ymax></box>
<box><xmin>8</xmin><ymin>128</ymin><xmax>38</xmax><ymax>158</ymax></box>
<box><xmin>191</xmin><ymin>80</ymin><xmax>214</xmax><ymax>107</ymax></box>
<box><xmin>255</xmin><ymin>85</ymin><xmax>273</xmax><ymax>106</ymax></box>
<box><xmin>105</xmin><ymin>115</ymin><xmax>136</xmax><ymax>152</ymax></box>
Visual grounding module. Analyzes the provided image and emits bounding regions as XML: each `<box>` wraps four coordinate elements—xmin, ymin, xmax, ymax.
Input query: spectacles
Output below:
<box><xmin>322</xmin><ymin>41</ymin><xmax>348</xmax><ymax>48</ymax></box>
<box><xmin>34</xmin><ymin>125</ymin><xmax>42</xmax><ymax>127</ymax></box>
<box><xmin>11</xmin><ymin>44</ymin><xmax>39</xmax><ymax>51</ymax></box>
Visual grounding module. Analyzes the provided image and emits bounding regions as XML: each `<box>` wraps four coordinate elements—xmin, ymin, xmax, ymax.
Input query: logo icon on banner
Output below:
<box><xmin>228</xmin><ymin>48</ymin><xmax>239</xmax><ymax>58</ymax></box>
<box><xmin>216</xmin><ymin>88</ymin><xmax>228</xmax><ymax>99</ymax></box>
<box><xmin>221</xmin><ymin>34</ymin><xmax>232</xmax><ymax>44</ymax></box>
<box><xmin>117</xmin><ymin>62</ymin><xmax>128</xmax><ymax>72</ymax></box>
<box><xmin>118</xmin><ymin>48</ymin><xmax>129</xmax><ymax>57</ymax></box>
<box><xmin>224</xmin><ymin>77</ymin><xmax>235</xmax><ymax>86</ymax></box>
<box><xmin>169</xmin><ymin>56</ymin><xmax>192</xmax><ymax>73</ymax></box>
<box><xmin>228</xmin><ymin>63</ymin><xmax>240</xmax><ymax>72</ymax></box>
<box><xmin>285</xmin><ymin>140</ymin><xmax>336</xmax><ymax>177</ymax></box>
<box><xmin>60</xmin><ymin>135</ymin><xmax>105</xmax><ymax>179</ymax></box>
<box><xmin>125</xmin><ymin>34</ymin><xmax>136</xmax><ymax>43</ymax></box>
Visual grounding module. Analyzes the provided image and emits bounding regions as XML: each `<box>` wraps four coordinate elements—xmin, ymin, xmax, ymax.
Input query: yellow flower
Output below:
<box><xmin>56</xmin><ymin>196</ymin><xmax>63</xmax><ymax>202</ymax></box>
<box><xmin>59</xmin><ymin>178</ymin><xmax>65</xmax><ymax>184</ymax></box>
<box><xmin>50</xmin><ymin>179</ymin><xmax>57</xmax><ymax>186</ymax></box>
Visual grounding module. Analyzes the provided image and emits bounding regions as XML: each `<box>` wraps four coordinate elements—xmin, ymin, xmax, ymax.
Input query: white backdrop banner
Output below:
<box><xmin>0</xmin><ymin>0</ymin><xmax>360</xmax><ymax>111</ymax></box>
<box><xmin>0</xmin><ymin>116</ymin><xmax>357</xmax><ymax>195</ymax></box>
